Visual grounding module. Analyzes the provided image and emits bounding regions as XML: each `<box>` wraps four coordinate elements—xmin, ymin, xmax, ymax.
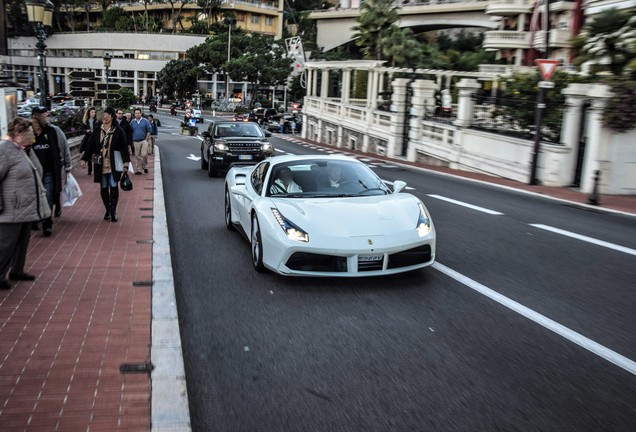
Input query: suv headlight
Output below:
<box><xmin>271</xmin><ymin>208</ymin><xmax>309</xmax><ymax>242</ymax></box>
<box><xmin>214</xmin><ymin>140</ymin><xmax>229</xmax><ymax>151</ymax></box>
<box><xmin>416</xmin><ymin>202</ymin><xmax>432</xmax><ymax>237</ymax></box>
<box><xmin>261</xmin><ymin>142</ymin><xmax>272</xmax><ymax>151</ymax></box>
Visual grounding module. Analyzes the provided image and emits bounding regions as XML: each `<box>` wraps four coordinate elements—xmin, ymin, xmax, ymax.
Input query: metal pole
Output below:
<box><xmin>226</xmin><ymin>22</ymin><xmax>231</xmax><ymax>103</ymax></box>
<box><xmin>36</xmin><ymin>24</ymin><xmax>46</xmax><ymax>107</ymax></box>
<box><xmin>105</xmin><ymin>65</ymin><xmax>109</xmax><ymax>107</ymax></box>
<box><xmin>529</xmin><ymin>0</ymin><xmax>551</xmax><ymax>185</ymax></box>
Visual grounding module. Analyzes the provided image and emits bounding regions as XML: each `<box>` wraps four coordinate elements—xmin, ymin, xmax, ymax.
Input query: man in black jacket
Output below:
<box><xmin>30</xmin><ymin>106</ymin><xmax>71</xmax><ymax>236</ymax></box>
<box><xmin>115</xmin><ymin>108</ymin><xmax>134</xmax><ymax>156</ymax></box>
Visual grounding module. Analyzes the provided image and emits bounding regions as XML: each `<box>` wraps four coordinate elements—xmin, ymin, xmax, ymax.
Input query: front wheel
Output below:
<box><xmin>251</xmin><ymin>214</ymin><xmax>265</xmax><ymax>272</ymax></box>
<box><xmin>207</xmin><ymin>158</ymin><xmax>218</xmax><ymax>177</ymax></box>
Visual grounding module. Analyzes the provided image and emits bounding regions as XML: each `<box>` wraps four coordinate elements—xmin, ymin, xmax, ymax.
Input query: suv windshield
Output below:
<box><xmin>214</xmin><ymin>122</ymin><xmax>264</xmax><ymax>138</ymax></box>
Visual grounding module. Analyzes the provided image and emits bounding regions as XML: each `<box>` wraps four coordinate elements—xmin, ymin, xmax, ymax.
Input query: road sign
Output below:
<box><xmin>69</xmin><ymin>81</ymin><xmax>96</xmax><ymax>89</ymax></box>
<box><xmin>69</xmin><ymin>89</ymin><xmax>96</xmax><ymax>98</ymax></box>
<box><xmin>96</xmin><ymin>83</ymin><xmax>121</xmax><ymax>91</ymax></box>
<box><xmin>538</xmin><ymin>81</ymin><xmax>555</xmax><ymax>89</ymax></box>
<box><xmin>535</xmin><ymin>59</ymin><xmax>560</xmax><ymax>81</ymax></box>
<box><xmin>94</xmin><ymin>92</ymin><xmax>122</xmax><ymax>101</ymax></box>
<box><xmin>69</xmin><ymin>70</ymin><xmax>96</xmax><ymax>79</ymax></box>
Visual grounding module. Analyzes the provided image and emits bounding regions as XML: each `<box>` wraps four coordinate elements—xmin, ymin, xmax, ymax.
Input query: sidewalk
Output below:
<box><xmin>0</xmin><ymin>133</ymin><xmax>634</xmax><ymax>431</ymax></box>
<box><xmin>0</xmin><ymin>158</ymin><xmax>154</xmax><ymax>430</ymax></box>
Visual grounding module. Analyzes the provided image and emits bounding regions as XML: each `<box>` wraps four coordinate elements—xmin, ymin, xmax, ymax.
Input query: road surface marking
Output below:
<box><xmin>427</xmin><ymin>194</ymin><xmax>504</xmax><ymax>215</ymax></box>
<box><xmin>186</xmin><ymin>154</ymin><xmax>201</xmax><ymax>161</ymax></box>
<box><xmin>433</xmin><ymin>262</ymin><xmax>636</xmax><ymax>377</ymax></box>
<box><xmin>530</xmin><ymin>224</ymin><xmax>636</xmax><ymax>257</ymax></box>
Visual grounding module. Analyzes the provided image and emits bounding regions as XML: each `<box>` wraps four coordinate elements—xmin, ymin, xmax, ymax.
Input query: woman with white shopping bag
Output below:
<box><xmin>80</xmin><ymin>107</ymin><xmax>130</xmax><ymax>222</ymax></box>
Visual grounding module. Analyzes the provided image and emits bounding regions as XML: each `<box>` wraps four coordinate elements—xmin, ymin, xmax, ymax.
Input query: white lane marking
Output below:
<box><xmin>427</xmin><ymin>194</ymin><xmax>504</xmax><ymax>215</ymax></box>
<box><xmin>186</xmin><ymin>154</ymin><xmax>201</xmax><ymax>161</ymax></box>
<box><xmin>433</xmin><ymin>262</ymin><xmax>636</xmax><ymax>377</ymax></box>
<box><xmin>530</xmin><ymin>224</ymin><xmax>636</xmax><ymax>257</ymax></box>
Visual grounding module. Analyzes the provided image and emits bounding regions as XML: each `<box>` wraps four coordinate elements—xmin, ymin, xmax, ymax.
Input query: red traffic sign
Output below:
<box><xmin>535</xmin><ymin>59</ymin><xmax>560</xmax><ymax>81</ymax></box>
<box><xmin>69</xmin><ymin>70</ymin><xmax>96</xmax><ymax>79</ymax></box>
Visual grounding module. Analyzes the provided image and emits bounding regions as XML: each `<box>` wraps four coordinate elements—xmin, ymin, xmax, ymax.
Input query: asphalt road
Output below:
<box><xmin>154</xmin><ymin>113</ymin><xmax>636</xmax><ymax>432</ymax></box>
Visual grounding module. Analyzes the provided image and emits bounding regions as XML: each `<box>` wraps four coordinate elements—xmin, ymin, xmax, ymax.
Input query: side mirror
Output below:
<box><xmin>264</xmin><ymin>131</ymin><xmax>272</xmax><ymax>137</ymax></box>
<box><xmin>392</xmin><ymin>180</ymin><xmax>407</xmax><ymax>193</ymax></box>
<box><xmin>201</xmin><ymin>131</ymin><xmax>210</xmax><ymax>139</ymax></box>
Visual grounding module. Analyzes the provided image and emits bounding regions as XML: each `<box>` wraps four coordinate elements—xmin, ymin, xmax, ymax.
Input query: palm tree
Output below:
<box><xmin>581</xmin><ymin>9</ymin><xmax>636</xmax><ymax>76</ymax></box>
<box><xmin>351</xmin><ymin>0</ymin><xmax>398</xmax><ymax>60</ymax></box>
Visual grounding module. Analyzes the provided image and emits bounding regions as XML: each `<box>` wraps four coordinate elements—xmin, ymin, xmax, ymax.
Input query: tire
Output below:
<box><xmin>224</xmin><ymin>187</ymin><xmax>236</xmax><ymax>231</ymax></box>
<box><xmin>207</xmin><ymin>154</ymin><xmax>218</xmax><ymax>177</ymax></box>
<box><xmin>201</xmin><ymin>118</ymin><xmax>204</xmax><ymax>124</ymax></box>
<box><xmin>200</xmin><ymin>147</ymin><xmax>208</xmax><ymax>170</ymax></box>
<box><xmin>251</xmin><ymin>214</ymin><xmax>266</xmax><ymax>272</ymax></box>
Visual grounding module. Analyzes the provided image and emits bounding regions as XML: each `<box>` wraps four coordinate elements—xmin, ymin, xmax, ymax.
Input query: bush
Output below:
<box><xmin>50</xmin><ymin>107</ymin><xmax>84</xmax><ymax>138</ymax></box>
<box><xmin>602</xmin><ymin>78</ymin><xmax>636</xmax><ymax>133</ymax></box>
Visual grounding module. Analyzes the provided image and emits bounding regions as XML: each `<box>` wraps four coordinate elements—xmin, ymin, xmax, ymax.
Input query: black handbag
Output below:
<box><xmin>120</xmin><ymin>172</ymin><xmax>133</xmax><ymax>191</ymax></box>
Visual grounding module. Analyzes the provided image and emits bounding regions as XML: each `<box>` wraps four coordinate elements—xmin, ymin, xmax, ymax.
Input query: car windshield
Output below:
<box><xmin>267</xmin><ymin>160</ymin><xmax>390</xmax><ymax>198</ymax></box>
<box><xmin>214</xmin><ymin>123</ymin><xmax>263</xmax><ymax>138</ymax></box>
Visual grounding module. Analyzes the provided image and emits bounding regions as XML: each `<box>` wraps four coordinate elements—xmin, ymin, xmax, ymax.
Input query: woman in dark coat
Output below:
<box><xmin>80</xmin><ymin>106</ymin><xmax>130</xmax><ymax>222</ymax></box>
<box><xmin>80</xmin><ymin>106</ymin><xmax>99</xmax><ymax>175</ymax></box>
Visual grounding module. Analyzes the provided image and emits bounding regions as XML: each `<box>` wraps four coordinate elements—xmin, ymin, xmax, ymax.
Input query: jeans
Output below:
<box><xmin>41</xmin><ymin>172</ymin><xmax>54</xmax><ymax>230</ymax></box>
<box><xmin>101</xmin><ymin>173</ymin><xmax>118</xmax><ymax>189</ymax></box>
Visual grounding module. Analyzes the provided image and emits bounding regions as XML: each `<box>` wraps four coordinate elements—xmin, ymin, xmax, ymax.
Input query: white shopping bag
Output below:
<box><xmin>62</xmin><ymin>173</ymin><xmax>83</xmax><ymax>207</ymax></box>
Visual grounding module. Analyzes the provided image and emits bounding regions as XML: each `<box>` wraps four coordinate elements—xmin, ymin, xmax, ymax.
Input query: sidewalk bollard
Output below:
<box><xmin>213</xmin><ymin>110</ymin><xmax>216</xmax><ymax>117</ymax></box>
<box><xmin>588</xmin><ymin>170</ymin><xmax>601</xmax><ymax>206</ymax></box>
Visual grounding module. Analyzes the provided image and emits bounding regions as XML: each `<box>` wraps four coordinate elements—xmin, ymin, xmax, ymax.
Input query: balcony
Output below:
<box><xmin>483</xmin><ymin>31</ymin><xmax>530</xmax><ymax>50</ymax></box>
<box><xmin>485</xmin><ymin>0</ymin><xmax>533</xmax><ymax>16</ymax></box>
<box><xmin>531</xmin><ymin>29</ymin><xmax>575</xmax><ymax>49</ymax></box>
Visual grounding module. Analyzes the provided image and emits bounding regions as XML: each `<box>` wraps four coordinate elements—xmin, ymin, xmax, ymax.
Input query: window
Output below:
<box><xmin>251</xmin><ymin>162</ymin><xmax>270</xmax><ymax>195</ymax></box>
<box><xmin>138</xmin><ymin>52</ymin><xmax>151</xmax><ymax>60</ymax></box>
<box><xmin>265</xmin><ymin>17</ymin><xmax>273</xmax><ymax>26</ymax></box>
<box><xmin>251</xmin><ymin>15</ymin><xmax>260</xmax><ymax>24</ymax></box>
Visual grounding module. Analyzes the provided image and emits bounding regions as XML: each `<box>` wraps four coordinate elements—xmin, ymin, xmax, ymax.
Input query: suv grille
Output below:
<box><xmin>228</xmin><ymin>142</ymin><xmax>262</xmax><ymax>153</ymax></box>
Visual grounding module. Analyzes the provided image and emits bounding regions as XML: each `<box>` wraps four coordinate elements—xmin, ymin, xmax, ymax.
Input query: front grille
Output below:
<box><xmin>387</xmin><ymin>245</ymin><xmax>432</xmax><ymax>269</ymax></box>
<box><xmin>228</xmin><ymin>142</ymin><xmax>262</xmax><ymax>153</ymax></box>
<box><xmin>358</xmin><ymin>257</ymin><xmax>384</xmax><ymax>272</ymax></box>
<box><xmin>286</xmin><ymin>253</ymin><xmax>347</xmax><ymax>272</ymax></box>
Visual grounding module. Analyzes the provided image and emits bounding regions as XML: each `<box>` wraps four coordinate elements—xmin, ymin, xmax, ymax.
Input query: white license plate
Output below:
<box><xmin>238</xmin><ymin>155</ymin><xmax>253</xmax><ymax>160</ymax></box>
<box><xmin>359</xmin><ymin>254</ymin><xmax>383</xmax><ymax>262</ymax></box>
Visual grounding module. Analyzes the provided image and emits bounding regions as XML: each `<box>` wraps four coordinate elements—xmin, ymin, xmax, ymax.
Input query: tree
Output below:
<box><xmin>351</xmin><ymin>0</ymin><xmax>398</xmax><ymax>60</ymax></box>
<box><xmin>101</xmin><ymin>7</ymin><xmax>134</xmax><ymax>32</ymax></box>
<box><xmin>197</xmin><ymin>0</ymin><xmax>224</xmax><ymax>28</ymax></box>
<box><xmin>580</xmin><ymin>9</ymin><xmax>636</xmax><ymax>76</ymax></box>
<box><xmin>157</xmin><ymin>59</ymin><xmax>199</xmax><ymax>99</ymax></box>
<box><xmin>111</xmin><ymin>87</ymin><xmax>137</xmax><ymax>109</ymax></box>
<box><xmin>167</xmin><ymin>0</ymin><xmax>193</xmax><ymax>34</ymax></box>
<box><xmin>379</xmin><ymin>26</ymin><xmax>424</xmax><ymax>68</ymax></box>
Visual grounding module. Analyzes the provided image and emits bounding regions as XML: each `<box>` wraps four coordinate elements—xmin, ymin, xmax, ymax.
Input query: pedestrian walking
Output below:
<box><xmin>80</xmin><ymin>107</ymin><xmax>130</xmax><ymax>222</ymax></box>
<box><xmin>80</xmin><ymin>106</ymin><xmax>99</xmax><ymax>176</ymax></box>
<box><xmin>30</xmin><ymin>106</ymin><xmax>71</xmax><ymax>236</ymax></box>
<box><xmin>130</xmin><ymin>108</ymin><xmax>152</xmax><ymax>174</ymax></box>
<box><xmin>0</xmin><ymin>117</ymin><xmax>52</xmax><ymax>290</ymax></box>
<box><xmin>147</xmin><ymin>114</ymin><xmax>158</xmax><ymax>155</ymax></box>
<box><xmin>115</xmin><ymin>109</ymin><xmax>134</xmax><ymax>157</ymax></box>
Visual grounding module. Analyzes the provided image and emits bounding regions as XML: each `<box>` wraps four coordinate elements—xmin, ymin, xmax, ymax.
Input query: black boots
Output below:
<box><xmin>109</xmin><ymin>188</ymin><xmax>119</xmax><ymax>222</ymax></box>
<box><xmin>101</xmin><ymin>188</ymin><xmax>111</xmax><ymax>220</ymax></box>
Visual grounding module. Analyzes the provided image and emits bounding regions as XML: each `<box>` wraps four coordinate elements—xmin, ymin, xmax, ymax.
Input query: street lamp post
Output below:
<box><xmin>224</xmin><ymin>17</ymin><xmax>236</xmax><ymax>103</ymax></box>
<box><xmin>25</xmin><ymin>0</ymin><xmax>54</xmax><ymax>107</ymax></box>
<box><xmin>103</xmin><ymin>53</ymin><xmax>112</xmax><ymax>107</ymax></box>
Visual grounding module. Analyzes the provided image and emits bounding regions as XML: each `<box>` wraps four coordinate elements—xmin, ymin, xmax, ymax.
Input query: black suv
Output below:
<box><xmin>251</xmin><ymin>107</ymin><xmax>278</xmax><ymax>124</ymax></box>
<box><xmin>200</xmin><ymin>121</ymin><xmax>274</xmax><ymax>177</ymax></box>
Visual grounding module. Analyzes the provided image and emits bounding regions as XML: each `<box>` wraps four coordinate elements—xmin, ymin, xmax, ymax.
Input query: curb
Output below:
<box><xmin>150</xmin><ymin>147</ymin><xmax>192</xmax><ymax>431</ymax></box>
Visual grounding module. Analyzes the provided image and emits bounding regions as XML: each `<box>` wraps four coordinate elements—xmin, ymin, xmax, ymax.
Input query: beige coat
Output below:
<box><xmin>0</xmin><ymin>139</ymin><xmax>52</xmax><ymax>223</ymax></box>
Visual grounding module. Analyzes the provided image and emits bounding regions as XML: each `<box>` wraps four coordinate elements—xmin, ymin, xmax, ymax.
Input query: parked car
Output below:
<box><xmin>251</xmin><ymin>107</ymin><xmax>278</xmax><ymax>124</ymax></box>
<box><xmin>266</xmin><ymin>114</ymin><xmax>301</xmax><ymax>134</ymax></box>
<box><xmin>200</xmin><ymin>121</ymin><xmax>274</xmax><ymax>177</ymax></box>
<box><xmin>223</xmin><ymin>154</ymin><xmax>436</xmax><ymax>276</ymax></box>
<box><xmin>17</xmin><ymin>105</ymin><xmax>34</xmax><ymax>118</ymax></box>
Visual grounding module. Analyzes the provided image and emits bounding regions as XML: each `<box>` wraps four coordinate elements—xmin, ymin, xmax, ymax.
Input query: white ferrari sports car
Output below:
<box><xmin>224</xmin><ymin>155</ymin><xmax>436</xmax><ymax>276</ymax></box>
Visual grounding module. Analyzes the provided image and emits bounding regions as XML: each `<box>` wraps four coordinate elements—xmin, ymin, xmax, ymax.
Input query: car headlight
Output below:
<box><xmin>271</xmin><ymin>208</ymin><xmax>309</xmax><ymax>242</ymax></box>
<box><xmin>416</xmin><ymin>202</ymin><xmax>432</xmax><ymax>237</ymax></box>
<box><xmin>261</xmin><ymin>142</ymin><xmax>272</xmax><ymax>151</ymax></box>
<box><xmin>214</xmin><ymin>140</ymin><xmax>229</xmax><ymax>151</ymax></box>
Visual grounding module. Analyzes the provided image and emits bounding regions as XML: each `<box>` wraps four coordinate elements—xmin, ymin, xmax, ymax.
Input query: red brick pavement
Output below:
<box><xmin>0</xmin><ymin>156</ymin><xmax>154</xmax><ymax>431</ymax></box>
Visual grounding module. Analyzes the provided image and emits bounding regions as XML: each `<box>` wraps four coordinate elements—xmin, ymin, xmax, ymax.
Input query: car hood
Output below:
<box><xmin>270</xmin><ymin>194</ymin><xmax>421</xmax><ymax>236</ymax></box>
